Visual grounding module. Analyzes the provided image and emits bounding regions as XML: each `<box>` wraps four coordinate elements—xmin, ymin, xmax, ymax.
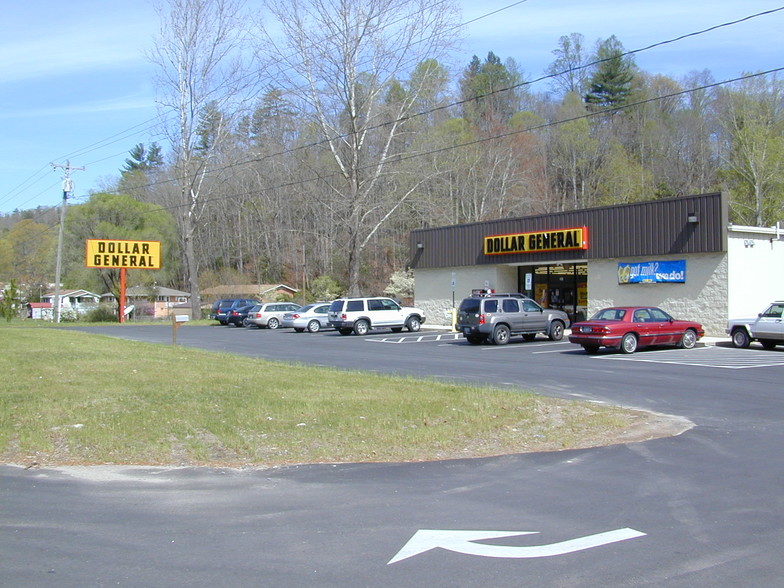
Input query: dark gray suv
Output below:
<box><xmin>457</xmin><ymin>292</ymin><xmax>570</xmax><ymax>345</ymax></box>
<box><xmin>210</xmin><ymin>298</ymin><xmax>260</xmax><ymax>325</ymax></box>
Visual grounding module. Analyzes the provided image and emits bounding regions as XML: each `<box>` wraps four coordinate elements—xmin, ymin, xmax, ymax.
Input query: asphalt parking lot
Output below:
<box><xmin>2</xmin><ymin>324</ymin><xmax>784</xmax><ymax>587</ymax></box>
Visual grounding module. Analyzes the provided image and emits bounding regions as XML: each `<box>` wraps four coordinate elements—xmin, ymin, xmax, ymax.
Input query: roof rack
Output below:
<box><xmin>470</xmin><ymin>289</ymin><xmax>526</xmax><ymax>298</ymax></box>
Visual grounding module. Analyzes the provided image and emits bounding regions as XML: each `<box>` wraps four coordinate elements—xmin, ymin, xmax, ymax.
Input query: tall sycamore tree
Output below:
<box><xmin>149</xmin><ymin>0</ymin><xmax>255</xmax><ymax>318</ymax></box>
<box><xmin>258</xmin><ymin>0</ymin><xmax>461</xmax><ymax>295</ymax></box>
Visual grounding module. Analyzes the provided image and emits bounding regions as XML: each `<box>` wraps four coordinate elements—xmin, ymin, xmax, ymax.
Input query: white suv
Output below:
<box><xmin>328</xmin><ymin>297</ymin><xmax>425</xmax><ymax>336</ymax></box>
<box><xmin>727</xmin><ymin>301</ymin><xmax>784</xmax><ymax>349</ymax></box>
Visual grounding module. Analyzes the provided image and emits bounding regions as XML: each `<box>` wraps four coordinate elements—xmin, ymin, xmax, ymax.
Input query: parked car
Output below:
<box><xmin>726</xmin><ymin>301</ymin><xmax>784</xmax><ymax>349</ymax></box>
<box><xmin>328</xmin><ymin>297</ymin><xmax>425</xmax><ymax>336</ymax></box>
<box><xmin>225</xmin><ymin>304</ymin><xmax>256</xmax><ymax>327</ymax></box>
<box><xmin>282</xmin><ymin>303</ymin><xmax>332</xmax><ymax>333</ymax></box>
<box><xmin>456</xmin><ymin>292</ymin><xmax>570</xmax><ymax>345</ymax></box>
<box><xmin>569</xmin><ymin>306</ymin><xmax>704</xmax><ymax>354</ymax></box>
<box><xmin>245</xmin><ymin>302</ymin><xmax>302</xmax><ymax>329</ymax></box>
<box><xmin>211</xmin><ymin>298</ymin><xmax>259</xmax><ymax>325</ymax></box>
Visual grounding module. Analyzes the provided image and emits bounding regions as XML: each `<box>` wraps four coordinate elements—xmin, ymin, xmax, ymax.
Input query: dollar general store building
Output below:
<box><xmin>409</xmin><ymin>192</ymin><xmax>784</xmax><ymax>336</ymax></box>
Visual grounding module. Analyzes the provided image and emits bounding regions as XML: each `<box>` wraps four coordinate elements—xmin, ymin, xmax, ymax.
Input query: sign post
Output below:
<box><xmin>450</xmin><ymin>272</ymin><xmax>457</xmax><ymax>331</ymax></box>
<box><xmin>172</xmin><ymin>314</ymin><xmax>189</xmax><ymax>344</ymax></box>
<box><xmin>85</xmin><ymin>239</ymin><xmax>162</xmax><ymax>323</ymax></box>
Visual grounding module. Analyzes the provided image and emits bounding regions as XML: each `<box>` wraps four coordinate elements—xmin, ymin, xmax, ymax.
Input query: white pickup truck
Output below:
<box><xmin>726</xmin><ymin>301</ymin><xmax>784</xmax><ymax>349</ymax></box>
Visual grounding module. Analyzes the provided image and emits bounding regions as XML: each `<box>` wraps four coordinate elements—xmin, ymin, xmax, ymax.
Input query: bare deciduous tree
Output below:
<box><xmin>149</xmin><ymin>0</ymin><xmax>255</xmax><ymax>317</ymax></box>
<box><xmin>258</xmin><ymin>0</ymin><xmax>461</xmax><ymax>295</ymax></box>
<box><xmin>717</xmin><ymin>75</ymin><xmax>784</xmax><ymax>226</ymax></box>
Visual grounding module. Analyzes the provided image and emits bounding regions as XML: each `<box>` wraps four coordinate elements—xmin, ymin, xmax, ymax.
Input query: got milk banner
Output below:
<box><xmin>618</xmin><ymin>260</ymin><xmax>686</xmax><ymax>284</ymax></box>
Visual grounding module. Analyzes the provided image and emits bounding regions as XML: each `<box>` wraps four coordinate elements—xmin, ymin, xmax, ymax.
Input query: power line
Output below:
<box><xmin>5</xmin><ymin>66</ymin><xmax>782</xmax><ymax>265</ymax></box>
<box><xmin>2</xmin><ymin>3</ymin><xmax>781</xmax><ymax>215</ymax></box>
<box><xmin>117</xmin><ymin>6</ymin><xmax>784</xmax><ymax>199</ymax></box>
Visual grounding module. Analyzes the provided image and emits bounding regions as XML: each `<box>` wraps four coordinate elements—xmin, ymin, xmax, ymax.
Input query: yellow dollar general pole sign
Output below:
<box><xmin>85</xmin><ymin>239</ymin><xmax>162</xmax><ymax>323</ymax></box>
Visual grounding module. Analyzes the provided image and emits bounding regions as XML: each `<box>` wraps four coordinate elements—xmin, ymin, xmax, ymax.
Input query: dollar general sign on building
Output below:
<box><xmin>483</xmin><ymin>227</ymin><xmax>588</xmax><ymax>255</ymax></box>
<box><xmin>86</xmin><ymin>239</ymin><xmax>162</xmax><ymax>269</ymax></box>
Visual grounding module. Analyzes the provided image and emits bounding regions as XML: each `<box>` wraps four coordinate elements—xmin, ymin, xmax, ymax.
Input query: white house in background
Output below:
<box><xmin>41</xmin><ymin>289</ymin><xmax>100</xmax><ymax>318</ymax></box>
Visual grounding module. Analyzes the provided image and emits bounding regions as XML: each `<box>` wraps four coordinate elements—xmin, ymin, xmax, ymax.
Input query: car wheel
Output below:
<box><xmin>583</xmin><ymin>344</ymin><xmax>600</xmax><ymax>354</ymax></box>
<box><xmin>307</xmin><ymin>320</ymin><xmax>321</xmax><ymax>333</ymax></box>
<box><xmin>548</xmin><ymin>320</ymin><xmax>565</xmax><ymax>341</ymax></box>
<box><xmin>406</xmin><ymin>316</ymin><xmax>421</xmax><ymax>332</ymax></box>
<box><xmin>621</xmin><ymin>332</ymin><xmax>638</xmax><ymax>354</ymax></box>
<box><xmin>466</xmin><ymin>335</ymin><xmax>484</xmax><ymax>345</ymax></box>
<box><xmin>522</xmin><ymin>333</ymin><xmax>537</xmax><ymax>341</ymax></box>
<box><xmin>353</xmin><ymin>320</ymin><xmax>370</xmax><ymax>336</ymax></box>
<box><xmin>761</xmin><ymin>340</ymin><xmax>777</xmax><ymax>350</ymax></box>
<box><xmin>339</xmin><ymin>328</ymin><xmax>353</xmax><ymax>336</ymax></box>
<box><xmin>267</xmin><ymin>317</ymin><xmax>280</xmax><ymax>329</ymax></box>
<box><xmin>492</xmin><ymin>324</ymin><xmax>510</xmax><ymax>345</ymax></box>
<box><xmin>731</xmin><ymin>328</ymin><xmax>751</xmax><ymax>348</ymax></box>
<box><xmin>679</xmin><ymin>329</ymin><xmax>698</xmax><ymax>349</ymax></box>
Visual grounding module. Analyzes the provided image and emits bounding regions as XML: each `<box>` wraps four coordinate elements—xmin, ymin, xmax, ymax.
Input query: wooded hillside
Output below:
<box><xmin>1</xmin><ymin>1</ymin><xmax>782</xmax><ymax>315</ymax></box>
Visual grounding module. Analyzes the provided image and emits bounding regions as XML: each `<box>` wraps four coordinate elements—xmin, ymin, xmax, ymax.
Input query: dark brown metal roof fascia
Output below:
<box><xmin>409</xmin><ymin>192</ymin><xmax>726</xmax><ymax>269</ymax></box>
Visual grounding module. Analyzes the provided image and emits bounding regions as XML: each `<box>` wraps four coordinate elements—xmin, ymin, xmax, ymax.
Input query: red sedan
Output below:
<box><xmin>569</xmin><ymin>306</ymin><xmax>705</xmax><ymax>354</ymax></box>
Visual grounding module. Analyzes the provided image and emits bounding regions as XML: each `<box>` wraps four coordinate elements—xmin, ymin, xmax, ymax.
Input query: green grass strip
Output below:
<box><xmin>0</xmin><ymin>326</ymin><xmax>652</xmax><ymax>467</ymax></box>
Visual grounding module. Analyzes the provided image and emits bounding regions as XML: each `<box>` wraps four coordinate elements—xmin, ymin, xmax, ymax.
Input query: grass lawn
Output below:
<box><xmin>0</xmin><ymin>325</ymin><xmax>669</xmax><ymax>468</ymax></box>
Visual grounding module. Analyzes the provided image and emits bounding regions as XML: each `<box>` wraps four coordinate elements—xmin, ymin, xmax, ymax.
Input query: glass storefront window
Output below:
<box><xmin>519</xmin><ymin>264</ymin><xmax>587</xmax><ymax>323</ymax></box>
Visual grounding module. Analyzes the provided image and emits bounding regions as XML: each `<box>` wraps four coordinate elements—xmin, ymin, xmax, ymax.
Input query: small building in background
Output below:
<box><xmin>101</xmin><ymin>285</ymin><xmax>191</xmax><ymax>320</ymax></box>
<box><xmin>201</xmin><ymin>284</ymin><xmax>298</xmax><ymax>302</ymax></box>
<box><xmin>26</xmin><ymin>302</ymin><xmax>52</xmax><ymax>320</ymax></box>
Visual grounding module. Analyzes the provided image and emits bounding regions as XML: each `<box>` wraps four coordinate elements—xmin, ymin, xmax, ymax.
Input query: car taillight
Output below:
<box><xmin>292</xmin><ymin>314</ymin><xmax>300</xmax><ymax>319</ymax></box>
<box><xmin>479</xmin><ymin>314</ymin><xmax>486</xmax><ymax>325</ymax></box>
<box><xmin>341</xmin><ymin>313</ymin><xmax>347</xmax><ymax>319</ymax></box>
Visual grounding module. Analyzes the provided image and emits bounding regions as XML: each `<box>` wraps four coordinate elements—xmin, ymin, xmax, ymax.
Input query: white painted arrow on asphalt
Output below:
<box><xmin>388</xmin><ymin>527</ymin><xmax>646</xmax><ymax>564</ymax></box>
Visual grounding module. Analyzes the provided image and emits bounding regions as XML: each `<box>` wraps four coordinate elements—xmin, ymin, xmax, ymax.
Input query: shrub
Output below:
<box><xmin>84</xmin><ymin>306</ymin><xmax>119</xmax><ymax>323</ymax></box>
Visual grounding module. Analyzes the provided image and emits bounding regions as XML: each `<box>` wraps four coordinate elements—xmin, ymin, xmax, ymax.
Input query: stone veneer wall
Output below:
<box><xmin>587</xmin><ymin>253</ymin><xmax>728</xmax><ymax>336</ymax></box>
<box><xmin>414</xmin><ymin>265</ymin><xmax>518</xmax><ymax>327</ymax></box>
<box><xmin>414</xmin><ymin>253</ymin><xmax>730</xmax><ymax>334</ymax></box>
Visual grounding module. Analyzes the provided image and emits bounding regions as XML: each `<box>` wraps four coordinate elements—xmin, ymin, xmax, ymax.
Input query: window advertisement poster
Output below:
<box><xmin>618</xmin><ymin>260</ymin><xmax>686</xmax><ymax>284</ymax></box>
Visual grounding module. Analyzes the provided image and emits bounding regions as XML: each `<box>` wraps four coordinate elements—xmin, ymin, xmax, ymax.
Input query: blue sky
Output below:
<box><xmin>1</xmin><ymin>0</ymin><xmax>782</xmax><ymax>214</ymax></box>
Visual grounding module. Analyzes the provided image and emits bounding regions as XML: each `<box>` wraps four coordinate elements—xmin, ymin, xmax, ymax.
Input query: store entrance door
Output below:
<box><xmin>519</xmin><ymin>263</ymin><xmax>587</xmax><ymax>323</ymax></box>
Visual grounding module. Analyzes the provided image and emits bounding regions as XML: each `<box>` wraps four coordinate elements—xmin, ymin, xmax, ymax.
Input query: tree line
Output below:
<box><xmin>1</xmin><ymin>0</ymin><xmax>782</xmax><ymax>318</ymax></box>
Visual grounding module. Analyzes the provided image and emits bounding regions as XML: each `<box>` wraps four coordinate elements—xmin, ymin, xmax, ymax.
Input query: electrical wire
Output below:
<box><xmin>2</xmin><ymin>3</ymin><xmax>782</xmax><ymax>221</ymax></box>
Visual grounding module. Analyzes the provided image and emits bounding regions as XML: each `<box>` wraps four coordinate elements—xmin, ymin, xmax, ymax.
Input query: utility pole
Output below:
<box><xmin>50</xmin><ymin>160</ymin><xmax>84</xmax><ymax>323</ymax></box>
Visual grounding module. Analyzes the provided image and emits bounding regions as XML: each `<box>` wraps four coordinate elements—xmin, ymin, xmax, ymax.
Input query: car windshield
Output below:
<box><xmin>592</xmin><ymin>308</ymin><xmax>626</xmax><ymax>321</ymax></box>
<box><xmin>763</xmin><ymin>303</ymin><xmax>784</xmax><ymax>317</ymax></box>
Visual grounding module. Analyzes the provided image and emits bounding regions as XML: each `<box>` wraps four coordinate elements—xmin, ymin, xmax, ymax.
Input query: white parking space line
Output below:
<box><xmin>366</xmin><ymin>332</ymin><xmax>464</xmax><ymax>344</ymax></box>
<box><xmin>598</xmin><ymin>346</ymin><xmax>784</xmax><ymax>369</ymax></box>
<box><xmin>493</xmin><ymin>341</ymin><xmax>572</xmax><ymax>352</ymax></box>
